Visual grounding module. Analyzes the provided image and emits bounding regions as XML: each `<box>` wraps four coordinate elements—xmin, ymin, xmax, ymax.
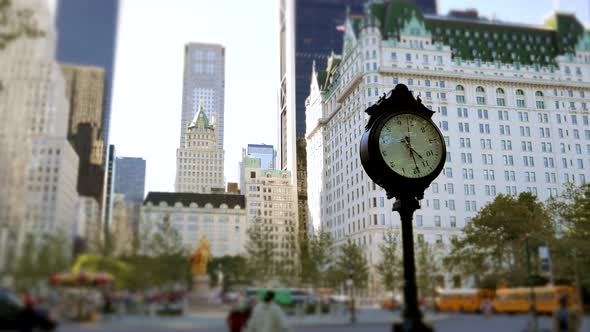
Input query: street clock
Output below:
<box><xmin>360</xmin><ymin>84</ymin><xmax>446</xmax><ymax>201</ymax></box>
<box><xmin>359</xmin><ymin>83</ymin><xmax>445</xmax><ymax>332</ymax></box>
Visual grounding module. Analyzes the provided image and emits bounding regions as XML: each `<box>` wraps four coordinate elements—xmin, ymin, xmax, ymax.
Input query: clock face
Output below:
<box><xmin>378</xmin><ymin>113</ymin><xmax>444</xmax><ymax>178</ymax></box>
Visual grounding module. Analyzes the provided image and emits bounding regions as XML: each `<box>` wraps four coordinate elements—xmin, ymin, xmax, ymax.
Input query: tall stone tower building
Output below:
<box><xmin>181</xmin><ymin>43</ymin><xmax>225</xmax><ymax>150</ymax></box>
<box><xmin>176</xmin><ymin>104</ymin><xmax>225</xmax><ymax>193</ymax></box>
<box><xmin>56</xmin><ymin>0</ymin><xmax>119</xmax><ymax>146</ymax></box>
<box><xmin>0</xmin><ymin>0</ymin><xmax>79</xmax><ymax>269</ymax></box>
<box><xmin>61</xmin><ymin>64</ymin><xmax>106</xmax><ymax>203</ymax></box>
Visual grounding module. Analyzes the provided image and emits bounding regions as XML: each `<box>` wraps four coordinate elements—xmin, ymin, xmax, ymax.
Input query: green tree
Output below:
<box><xmin>334</xmin><ymin>238</ymin><xmax>369</xmax><ymax>289</ymax></box>
<box><xmin>444</xmin><ymin>192</ymin><xmax>554</xmax><ymax>288</ymax></box>
<box><xmin>300</xmin><ymin>230</ymin><xmax>335</xmax><ymax>287</ymax></box>
<box><xmin>207</xmin><ymin>255</ymin><xmax>249</xmax><ymax>291</ymax></box>
<box><xmin>276</xmin><ymin>234</ymin><xmax>299</xmax><ymax>287</ymax></box>
<box><xmin>375</xmin><ymin>230</ymin><xmax>402</xmax><ymax>293</ymax></box>
<box><xmin>547</xmin><ymin>183</ymin><xmax>590</xmax><ymax>291</ymax></box>
<box><xmin>141</xmin><ymin>216</ymin><xmax>190</xmax><ymax>289</ymax></box>
<box><xmin>36</xmin><ymin>233</ymin><xmax>72</xmax><ymax>278</ymax></box>
<box><xmin>244</xmin><ymin>223</ymin><xmax>274</xmax><ymax>286</ymax></box>
<box><xmin>12</xmin><ymin>234</ymin><xmax>37</xmax><ymax>292</ymax></box>
<box><xmin>12</xmin><ymin>234</ymin><xmax>73</xmax><ymax>293</ymax></box>
<box><xmin>415</xmin><ymin>239</ymin><xmax>440</xmax><ymax>300</ymax></box>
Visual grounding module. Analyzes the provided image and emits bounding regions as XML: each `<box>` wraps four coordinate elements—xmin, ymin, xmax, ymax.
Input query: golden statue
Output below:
<box><xmin>191</xmin><ymin>236</ymin><xmax>211</xmax><ymax>276</ymax></box>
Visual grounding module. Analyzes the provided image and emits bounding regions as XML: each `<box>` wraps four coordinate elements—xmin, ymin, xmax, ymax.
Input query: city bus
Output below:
<box><xmin>245</xmin><ymin>288</ymin><xmax>314</xmax><ymax>306</ymax></box>
<box><xmin>493</xmin><ymin>286</ymin><xmax>579</xmax><ymax>314</ymax></box>
<box><xmin>435</xmin><ymin>289</ymin><xmax>494</xmax><ymax>313</ymax></box>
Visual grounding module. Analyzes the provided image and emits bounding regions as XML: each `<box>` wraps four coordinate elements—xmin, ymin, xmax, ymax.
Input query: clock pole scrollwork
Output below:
<box><xmin>360</xmin><ymin>84</ymin><xmax>446</xmax><ymax>332</ymax></box>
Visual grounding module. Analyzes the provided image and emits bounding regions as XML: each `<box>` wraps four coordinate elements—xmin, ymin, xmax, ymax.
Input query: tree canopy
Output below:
<box><xmin>300</xmin><ymin>230</ymin><xmax>335</xmax><ymax>288</ymax></box>
<box><xmin>375</xmin><ymin>230</ymin><xmax>402</xmax><ymax>293</ymax></box>
<box><xmin>334</xmin><ymin>238</ymin><xmax>369</xmax><ymax>289</ymax></box>
<box><xmin>444</xmin><ymin>192</ymin><xmax>554</xmax><ymax>288</ymax></box>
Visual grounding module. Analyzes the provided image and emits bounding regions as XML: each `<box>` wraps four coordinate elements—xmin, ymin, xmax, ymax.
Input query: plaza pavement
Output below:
<box><xmin>61</xmin><ymin>308</ymin><xmax>448</xmax><ymax>331</ymax></box>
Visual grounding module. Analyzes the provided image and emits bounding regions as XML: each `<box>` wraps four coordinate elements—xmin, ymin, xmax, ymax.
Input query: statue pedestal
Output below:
<box><xmin>188</xmin><ymin>275</ymin><xmax>219</xmax><ymax>312</ymax></box>
<box><xmin>191</xmin><ymin>275</ymin><xmax>210</xmax><ymax>299</ymax></box>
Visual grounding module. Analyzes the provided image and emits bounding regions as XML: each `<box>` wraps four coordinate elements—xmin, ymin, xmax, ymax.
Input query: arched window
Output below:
<box><xmin>476</xmin><ymin>86</ymin><xmax>485</xmax><ymax>93</ymax></box>
<box><xmin>535</xmin><ymin>91</ymin><xmax>544</xmax><ymax>97</ymax></box>
<box><xmin>456</xmin><ymin>85</ymin><xmax>466</xmax><ymax>104</ymax></box>
<box><xmin>496</xmin><ymin>88</ymin><xmax>505</xmax><ymax>94</ymax></box>
<box><xmin>516</xmin><ymin>89</ymin><xmax>524</xmax><ymax>95</ymax></box>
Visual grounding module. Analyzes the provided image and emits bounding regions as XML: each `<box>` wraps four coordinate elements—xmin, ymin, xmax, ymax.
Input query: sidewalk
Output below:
<box><xmin>64</xmin><ymin>309</ymin><xmax>449</xmax><ymax>330</ymax></box>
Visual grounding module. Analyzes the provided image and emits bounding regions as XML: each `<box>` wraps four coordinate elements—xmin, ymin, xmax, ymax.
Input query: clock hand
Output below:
<box><xmin>406</xmin><ymin>118</ymin><xmax>411</xmax><ymax>144</ymax></box>
<box><xmin>404</xmin><ymin>140</ymin><xmax>419</xmax><ymax>169</ymax></box>
<box><xmin>409</xmin><ymin>147</ymin><xmax>424</xmax><ymax>160</ymax></box>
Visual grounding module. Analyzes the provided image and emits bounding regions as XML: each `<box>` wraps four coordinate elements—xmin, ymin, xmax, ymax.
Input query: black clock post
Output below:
<box><xmin>360</xmin><ymin>84</ymin><xmax>446</xmax><ymax>332</ymax></box>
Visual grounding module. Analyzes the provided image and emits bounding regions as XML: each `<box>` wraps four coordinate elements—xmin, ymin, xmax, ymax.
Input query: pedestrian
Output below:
<box><xmin>227</xmin><ymin>304</ymin><xmax>248</xmax><ymax>332</ymax></box>
<box><xmin>481</xmin><ymin>297</ymin><xmax>493</xmax><ymax>319</ymax></box>
<box><xmin>245</xmin><ymin>291</ymin><xmax>290</xmax><ymax>332</ymax></box>
<box><xmin>553</xmin><ymin>295</ymin><xmax>580</xmax><ymax>332</ymax></box>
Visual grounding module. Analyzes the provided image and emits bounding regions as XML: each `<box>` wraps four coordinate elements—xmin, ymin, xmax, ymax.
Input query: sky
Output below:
<box><xmin>106</xmin><ymin>0</ymin><xmax>589</xmax><ymax>195</ymax></box>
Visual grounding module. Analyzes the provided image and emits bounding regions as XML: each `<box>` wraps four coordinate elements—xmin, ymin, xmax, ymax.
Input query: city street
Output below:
<box><xmin>60</xmin><ymin>313</ymin><xmax>589</xmax><ymax>332</ymax></box>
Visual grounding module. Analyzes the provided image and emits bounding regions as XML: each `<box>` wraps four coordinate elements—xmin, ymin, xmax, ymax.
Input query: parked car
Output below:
<box><xmin>0</xmin><ymin>289</ymin><xmax>57</xmax><ymax>331</ymax></box>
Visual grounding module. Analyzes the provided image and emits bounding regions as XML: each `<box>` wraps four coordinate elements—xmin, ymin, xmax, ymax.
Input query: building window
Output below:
<box><xmin>415</xmin><ymin>215</ymin><xmax>423</xmax><ymax>227</ymax></box>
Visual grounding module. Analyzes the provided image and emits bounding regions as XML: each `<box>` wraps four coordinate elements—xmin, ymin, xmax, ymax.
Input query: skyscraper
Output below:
<box><xmin>114</xmin><ymin>157</ymin><xmax>146</xmax><ymax>204</ymax></box>
<box><xmin>103</xmin><ymin>144</ymin><xmax>116</xmax><ymax>237</ymax></box>
<box><xmin>61</xmin><ymin>64</ymin><xmax>106</xmax><ymax>203</ymax></box>
<box><xmin>246</xmin><ymin>144</ymin><xmax>275</xmax><ymax>170</ymax></box>
<box><xmin>0</xmin><ymin>0</ymin><xmax>79</xmax><ymax>269</ymax></box>
<box><xmin>176</xmin><ymin>105</ymin><xmax>225</xmax><ymax>193</ymax></box>
<box><xmin>55</xmin><ymin>0</ymin><xmax>119</xmax><ymax>146</ymax></box>
<box><xmin>181</xmin><ymin>43</ymin><xmax>225</xmax><ymax>150</ymax></box>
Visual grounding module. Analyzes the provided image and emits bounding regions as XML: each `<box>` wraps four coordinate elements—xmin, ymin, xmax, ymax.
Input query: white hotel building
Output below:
<box><xmin>141</xmin><ymin>192</ymin><xmax>247</xmax><ymax>256</ymax></box>
<box><xmin>305</xmin><ymin>1</ymin><xmax>590</xmax><ymax>290</ymax></box>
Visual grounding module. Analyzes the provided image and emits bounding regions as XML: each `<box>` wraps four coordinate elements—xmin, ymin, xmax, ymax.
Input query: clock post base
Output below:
<box><xmin>392</xmin><ymin>196</ymin><xmax>435</xmax><ymax>332</ymax></box>
<box><xmin>393</xmin><ymin>319</ymin><xmax>433</xmax><ymax>332</ymax></box>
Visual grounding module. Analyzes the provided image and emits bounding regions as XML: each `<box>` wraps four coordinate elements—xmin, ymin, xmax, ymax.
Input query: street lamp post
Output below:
<box><xmin>523</xmin><ymin>235</ymin><xmax>538</xmax><ymax>332</ymax></box>
<box><xmin>346</xmin><ymin>270</ymin><xmax>356</xmax><ymax>324</ymax></box>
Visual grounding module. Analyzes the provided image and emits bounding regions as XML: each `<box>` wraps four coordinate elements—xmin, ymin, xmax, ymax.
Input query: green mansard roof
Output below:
<box><xmin>352</xmin><ymin>0</ymin><xmax>587</xmax><ymax>66</ymax></box>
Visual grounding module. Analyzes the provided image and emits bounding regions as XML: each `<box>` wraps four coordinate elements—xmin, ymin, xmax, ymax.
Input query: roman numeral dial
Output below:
<box><xmin>378</xmin><ymin>113</ymin><xmax>444</xmax><ymax>179</ymax></box>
